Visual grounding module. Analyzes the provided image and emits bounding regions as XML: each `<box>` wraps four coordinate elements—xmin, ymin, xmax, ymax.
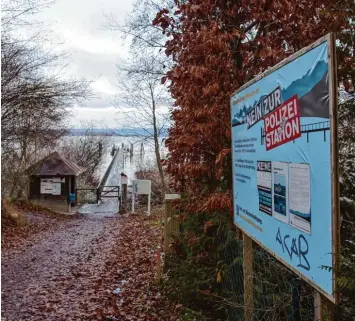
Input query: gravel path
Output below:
<box><xmin>0</xmin><ymin>150</ymin><xmax>173</xmax><ymax>321</ymax></box>
<box><xmin>1</xmin><ymin>213</ymin><xmax>123</xmax><ymax>321</ymax></box>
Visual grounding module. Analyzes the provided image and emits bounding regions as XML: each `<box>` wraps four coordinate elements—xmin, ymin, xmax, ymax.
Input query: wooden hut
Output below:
<box><xmin>26</xmin><ymin>152</ymin><xmax>85</xmax><ymax>213</ymax></box>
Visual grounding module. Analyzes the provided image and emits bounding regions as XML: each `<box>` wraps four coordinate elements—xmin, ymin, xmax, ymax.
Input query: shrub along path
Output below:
<box><xmin>1</xmin><ymin>207</ymin><xmax>179</xmax><ymax>321</ymax></box>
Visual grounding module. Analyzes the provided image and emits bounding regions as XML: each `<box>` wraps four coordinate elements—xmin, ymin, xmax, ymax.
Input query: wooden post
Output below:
<box><xmin>314</xmin><ymin>292</ymin><xmax>322</xmax><ymax>321</ymax></box>
<box><xmin>75</xmin><ymin>188</ymin><xmax>78</xmax><ymax>207</ymax></box>
<box><xmin>164</xmin><ymin>198</ymin><xmax>172</xmax><ymax>254</ymax></box>
<box><xmin>130</xmin><ymin>143</ymin><xmax>133</xmax><ymax>159</ymax></box>
<box><xmin>122</xmin><ymin>145</ymin><xmax>125</xmax><ymax>169</ymax></box>
<box><xmin>147</xmin><ymin>187</ymin><xmax>151</xmax><ymax>216</ymax></box>
<box><xmin>156</xmin><ymin>249</ymin><xmax>162</xmax><ymax>283</ymax></box>
<box><xmin>122</xmin><ymin>184</ymin><xmax>127</xmax><ymax>207</ymax></box>
<box><xmin>140</xmin><ymin>142</ymin><xmax>144</xmax><ymax>159</ymax></box>
<box><xmin>314</xmin><ymin>293</ymin><xmax>334</xmax><ymax>321</ymax></box>
<box><xmin>120</xmin><ymin>173</ymin><xmax>128</xmax><ymax>213</ymax></box>
<box><xmin>243</xmin><ymin>233</ymin><xmax>253</xmax><ymax>321</ymax></box>
<box><xmin>98</xmin><ymin>142</ymin><xmax>102</xmax><ymax>159</ymax></box>
<box><xmin>328</xmin><ymin>32</ymin><xmax>341</xmax><ymax>306</ymax></box>
<box><xmin>164</xmin><ymin>194</ymin><xmax>181</xmax><ymax>255</ymax></box>
<box><xmin>132</xmin><ymin>183</ymin><xmax>135</xmax><ymax>213</ymax></box>
<box><xmin>291</xmin><ymin>278</ymin><xmax>301</xmax><ymax>321</ymax></box>
<box><xmin>68</xmin><ymin>176</ymin><xmax>72</xmax><ymax>213</ymax></box>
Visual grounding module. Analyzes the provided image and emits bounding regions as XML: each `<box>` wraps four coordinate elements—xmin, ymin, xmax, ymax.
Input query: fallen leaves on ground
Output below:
<box><xmin>1</xmin><ymin>208</ymin><xmax>180</xmax><ymax>321</ymax></box>
<box><xmin>98</xmin><ymin>213</ymin><xmax>180</xmax><ymax>321</ymax></box>
<box><xmin>1</xmin><ymin>203</ymin><xmax>74</xmax><ymax>255</ymax></box>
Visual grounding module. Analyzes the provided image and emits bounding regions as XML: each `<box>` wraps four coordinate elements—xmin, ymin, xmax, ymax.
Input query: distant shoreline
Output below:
<box><xmin>67</xmin><ymin>128</ymin><xmax>169</xmax><ymax>137</ymax></box>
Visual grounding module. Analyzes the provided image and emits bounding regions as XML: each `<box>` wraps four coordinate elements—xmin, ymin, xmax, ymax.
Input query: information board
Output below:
<box><xmin>40</xmin><ymin>179</ymin><xmax>53</xmax><ymax>194</ymax></box>
<box><xmin>230</xmin><ymin>35</ymin><xmax>339</xmax><ymax>301</ymax></box>
<box><xmin>132</xmin><ymin>180</ymin><xmax>151</xmax><ymax>195</ymax></box>
<box><xmin>40</xmin><ymin>178</ymin><xmax>62</xmax><ymax>195</ymax></box>
<box><xmin>132</xmin><ymin>179</ymin><xmax>152</xmax><ymax>215</ymax></box>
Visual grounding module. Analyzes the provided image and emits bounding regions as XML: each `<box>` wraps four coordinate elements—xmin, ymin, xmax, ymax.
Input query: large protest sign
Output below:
<box><xmin>230</xmin><ymin>34</ymin><xmax>339</xmax><ymax>301</ymax></box>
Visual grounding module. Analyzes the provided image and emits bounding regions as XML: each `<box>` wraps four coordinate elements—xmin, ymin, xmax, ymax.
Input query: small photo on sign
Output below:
<box><xmin>257</xmin><ymin>161</ymin><xmax>272</xmax><ymax>216</ymax></box>
<box><xmin>274</xmin><ymin>194</ymin><xmax>287</xmax><ymax>216</ymax></box>
<box><xmin>272</xmin><ymin>162</ymin><xmax>289</xmax><ymax>224</ymax></box>
<box><xmin>274</xmin><ymin>174</ymin><xmax>286</xmax><ymax>197</ymax></box>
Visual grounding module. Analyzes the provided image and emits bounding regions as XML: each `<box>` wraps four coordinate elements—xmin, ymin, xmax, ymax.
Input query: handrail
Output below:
<box><xmin>96</xmin><ymin>149</ymin><xmax>121</xmax><ymax>201</ymax></box>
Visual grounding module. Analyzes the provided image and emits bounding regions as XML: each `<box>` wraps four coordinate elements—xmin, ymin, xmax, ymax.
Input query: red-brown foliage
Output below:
<box><xmin>154</xmin><ymin>0</ymin><xmax>355</xmax><ymax>213</ymax></box>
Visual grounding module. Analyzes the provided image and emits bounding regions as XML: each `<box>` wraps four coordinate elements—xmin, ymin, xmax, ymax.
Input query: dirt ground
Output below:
<box><xmin>1</xmin><ymin>209</ymin><xmax>178</xmax><ymax>321</ymax></box>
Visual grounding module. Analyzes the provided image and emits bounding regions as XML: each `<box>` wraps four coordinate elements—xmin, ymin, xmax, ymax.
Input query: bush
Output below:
<box><xmin>1</xmin><ymin>198</ymin><xmax>27</xmax><ymax>230</ymax></box>
<box><xmin>162</xmin><ymin>211</ymin><xmax>243</xmax><ymax>320</ymax></box>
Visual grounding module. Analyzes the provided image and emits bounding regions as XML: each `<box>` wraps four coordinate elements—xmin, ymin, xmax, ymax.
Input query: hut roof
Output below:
<box><xmin>26</xmin><ymin>152</ymin><xmax>85</xmax><ymax>176</ymax></box>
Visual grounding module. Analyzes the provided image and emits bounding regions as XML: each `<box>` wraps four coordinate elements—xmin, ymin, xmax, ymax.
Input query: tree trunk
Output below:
<box><xmin>150</xmin><ymin>84</ymin><xmax>166</xmax><ymax>193</ymax></box>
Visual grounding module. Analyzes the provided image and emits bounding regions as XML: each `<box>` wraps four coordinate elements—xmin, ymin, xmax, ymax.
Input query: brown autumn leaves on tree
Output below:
<box><xmin>149</xmin><ymin>2</ymin><xmax>355</xmax><ymax>320</ymax></box>
<box><xmin>153</xmin><ymin>0</ymin><xmax>355</xmax><ymax>213</ymax></box>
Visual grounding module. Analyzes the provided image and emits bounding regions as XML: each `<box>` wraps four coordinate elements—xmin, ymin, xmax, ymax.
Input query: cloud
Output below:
<box><xmin>56</xmin><ymin>25</ymin><xmax>127</xmax><ymax>56</ymax></box>
<box><xmin>67</xmin><ymin>106</ymin><xmax>120</xmax><ymax>127</ymax></box>
<box><xmin>90</xmin><ymin>77</ymin><xmax>118</xmax><ymax>95</ymax></box>
<box><xmin>22</xmin><ymin>0</ymin><xmax>136</xmax><ymax>128</ymax></box>
<box><xmin>82</xmin><ymin>98</ymin><xmax>112</xmax><ymax>109</ymax></box>
<box><xmin>63</xmin><ymin>49</ymin><xmax>120</xmax><ymax>79</ymax></box>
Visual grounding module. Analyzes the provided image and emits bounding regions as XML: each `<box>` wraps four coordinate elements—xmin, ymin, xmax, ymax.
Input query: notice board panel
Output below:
<box><xmin>230</xmin><ymin>34</ymin><xmax>339</xmax><ymax>302</ymax></box>
<box><xmin>132</xmin><ymin>179</ymin><xmax>151</xmax><ymax>195</ymax></box>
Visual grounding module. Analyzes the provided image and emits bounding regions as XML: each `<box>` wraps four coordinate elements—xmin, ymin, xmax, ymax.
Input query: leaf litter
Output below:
<box><xmin>1</xmin><ymin>208</ymin><xmax>180</xmax><ymax>320</ymax></box>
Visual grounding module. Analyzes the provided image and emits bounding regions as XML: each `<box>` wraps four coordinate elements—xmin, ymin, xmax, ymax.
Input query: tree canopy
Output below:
<box><xmin>153</xmin><ymin>0</ymin><xmax>355</xmax><ymax>212</ymax></box>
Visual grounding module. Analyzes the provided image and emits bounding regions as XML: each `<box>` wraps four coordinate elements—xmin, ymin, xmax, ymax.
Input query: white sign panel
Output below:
<box><xmin>165</xmin><ymin>194</ymin><xmax>181</xmax><ymax>200</ymax></box>
<box><xmin>40</xmin><ymin>179</ymin><xmax>53</xmax><ymax>194</ymax></box>
<box><xmin>132</xmin><ymin>179</ymin><xmax>151</xmax><ymax>195</ymax></box>
<box><xmin>40</xmin><ymin>178</ymin><xmax>62</xmax><ymax>195</ymax></box>
<box><xmin>132</xmin><ymin>179</ymin><xmax>152</xmax><ymax>215</ymax></box>
<box><xmin>121</xmin><ymin>176</ymin><xmax>128</xmax><ymax>185</ymax></box>
<box><xmin>52</xmin><ymin>183</ymin><xmax>61</xmax><ymax>195</ymax></box>
<box><xmin>289</xmin><ymin>163</ymin><xmax>311</xmax><ymax>234</ymax></box>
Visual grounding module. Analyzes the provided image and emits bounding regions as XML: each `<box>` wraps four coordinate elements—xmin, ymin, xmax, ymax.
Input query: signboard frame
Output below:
<box><xmin>230</xmin><ymin>33</ymin><xmax>339</xmax><ymax>303</ymax></box>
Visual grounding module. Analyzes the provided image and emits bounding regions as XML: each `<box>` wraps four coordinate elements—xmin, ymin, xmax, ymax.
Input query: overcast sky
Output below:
<box><xmin>37</xmin><ymin>0</ymin><xmax>135</xmax><ymax>128</ymax></box>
